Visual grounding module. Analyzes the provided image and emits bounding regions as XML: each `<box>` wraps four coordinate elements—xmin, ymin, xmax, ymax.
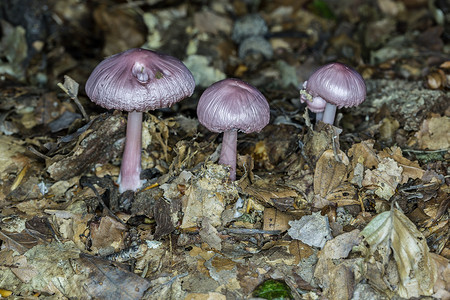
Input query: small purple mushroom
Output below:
<box><xmin>86</xmin><ymin>48</ymin><xmax>195</xmax><ymax>193</ymax></box>
<box><xmin>197</xmin><ymin>78</ymin><xmax>270</xmax><ymax>181</ymax></box>
<box><xmin>300</xmin><ymin>62</ymin><xmax>366</xmax><ymax>125</ymax></box>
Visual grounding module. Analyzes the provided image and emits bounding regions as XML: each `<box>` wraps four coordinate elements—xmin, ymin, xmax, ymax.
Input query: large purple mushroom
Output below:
<box><xmin>197</xmin><ymin>78</ymin><xmax>270</xmax><ymax>181</ymax></box>
<box><xmin>86</xmin><ymin>48</ymin><xmax>195</xmax><ymax>193</ymax></box>
<box><xmin>300</xmin><ymin>62</ymin><xmax>366</xmax><ymax>125</ymax></box>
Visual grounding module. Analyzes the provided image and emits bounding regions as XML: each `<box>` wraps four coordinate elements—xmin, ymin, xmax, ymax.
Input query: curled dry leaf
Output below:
<box><xmin>362</xmin><ymin>157</ymin><xmax>403</xmax><ymax>200</ymax></box>
<box><xmin>348</xmin><ymin>140</ymin><xmax>379</xmax><ymax>169</ymax></box>
<box><xmin>379</xmin><ymin>146</ymin><xmax>424</xmax><ymax>183</ymax></box>
<box><xmin>313</xmin><ymin>149</ymin><xmax>357</xmax><ymax>207</ymax></box>
<box><xmin>415</xmin><ymin>116</ymin><xmax>450</xmax><ymax>150</ymax></box>
<box><xmin>360</xmin><ymin>208</ymin><xmax>437</xmax><ymax>298</ymax></box>
<box><xmin>314</xmin><ymin>149</ymin><xmax>349</xmax><ymax>198</ymax></box>
<box><xmin>180</xmin><ymin>163</ymin><xmax>239</xmax><ymax>229</ymax></box>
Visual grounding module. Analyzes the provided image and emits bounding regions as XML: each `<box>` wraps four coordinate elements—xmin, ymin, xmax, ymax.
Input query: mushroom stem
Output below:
<box><xmin>219</xmin><ymin>129</ymin><xmax>238</xmax><ymax>181</ymax></box>
<box><xmin>316</xmin><ymin>111</ymin><xmax>324</xmax><ymax>122</ymax></box>
<box><xmin>118</xmin><ymin>110</ymin><xmax>143</xmax><ymax>193</ymax></box>
<box><xmin>322</xmin><ymin>103</ymin><xmax>337</xmax><ymax>125</ymax></box>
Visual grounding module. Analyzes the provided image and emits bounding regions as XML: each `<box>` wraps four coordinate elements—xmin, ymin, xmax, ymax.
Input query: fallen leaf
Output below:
<box><xmin>415</xmin><ymin>116</ymin><xmax>450</xmax><ymax>150</ymax></box>
<box><xmin>362</xmin><ymin>157</ymin><xmax>403</xmax><ymax>200</ymax></box>
<box><xmin>314</xmin><ymin>149</ymin><xmax>350</xmax><ymax>199</ymax></box>
<box><xmin>288</xmin><ymin>212</ymin><xmax>332</xmax><ymax>248</ymax></box>
<box><xmin>379</xmin><ymin>146</ymin><xmax>425</xmax><ymax>183</ymax></box>
<box><xmin>360</xmin><ymin>208</ymin><xmax>437</xmax><ymax>298</ymax></box>
<box><xmin>90</xmin><ymin>215</ymin><xmax>127</xmax><ymax>254</ymax></box>
<box><xmin>263</xmin><ymin>207</ymin><xmax>293</xmax><ymax>234</ymax></box>
<box><xmin>180</xmin><ymin>164</ymin><xmax>238</xmax><ymax>229</ymax></box>
<box><xmin>199</xmin><ymin>218</ymin><xmax>222</xmax><ymax>251</ymax></box>
<box><xmin>348</xmin><ymin>140</ymin><xmax>380</xmax><ymax>169</ymax></box>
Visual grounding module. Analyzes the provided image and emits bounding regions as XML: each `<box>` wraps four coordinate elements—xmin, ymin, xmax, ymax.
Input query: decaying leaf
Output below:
<box><xmin>379</xmin><ymin>146</ymin><xmax>424</xmax><ymax>183</ymax></box>
<box><xmin>314</xmin><ymin>149</ymin><xmax>349</xmax><ymax>198</ymax></box>
<box><xmin>348</xmin><ymin>140</ymin><xmax>380</xmax><ymax>169</ymax></box>
<box><xmin>360</xmin><ymin>208</ymin><xmax>437</xmax><ymax>298</ymax></box>
<box><xmin>313</xmin><ymin>149</ymin><xmax>358</xmax><ymax>207</ymax></box>
<box><xmin>288</xmin><ymin>212</ymin><xmax>332</xmax><ymax>248</ymax></box>
<box><xmin>263</xmin><ymin>207</ymin><xmax>293</xmax><ymax>233</ymax></box>
<box><xmin>180</xmin><ymin>163</ymin><xmax>238</xmax><ymax>229</ymax></box>
<box><xmin>90</xmin><ymin>215</ymin><xmax>127</xmax><ymax>254</ymax></box>
<box><xmin>241</xmin><ymin>179</ymin><xmax>298</xmax><ymax>211</ymax></box>
<box><xmin>415</xmin><ymin>116</ymin><xmax>450</xmax><ymax>150</ymax></box>
<box><xmin>362</xmin><ymin>157</ymin><xmax>403</xmax><ymax>200</ymax></box>
<box><xmin>199</xmin><ymin>217</ymin><xmax>223</xmax><ymax>251</ymax></box>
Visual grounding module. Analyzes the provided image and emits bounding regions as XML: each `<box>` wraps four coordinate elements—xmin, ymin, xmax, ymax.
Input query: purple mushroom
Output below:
<box><xmin>197</xmin><ymin>78</ymin><xmax>270</xmax><ymax>181</ymax></box>
<box><xmin>299</xmin><ymin>62</ymin><xmax>366</xmax><ymax>125</ymax></box>
<box><xmin>85</xmin><ymin>48</ymin><xmax>195</xmax><ymax>193</ymax></box>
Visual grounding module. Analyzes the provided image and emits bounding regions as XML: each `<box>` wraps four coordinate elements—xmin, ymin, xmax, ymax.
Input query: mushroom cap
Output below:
<box><xmin>305</xmin><ymin>62</ymin><xmax>366</xmax><ymax>108</ymax></box>
<box><xmin>85</xmin><ymin>48</ymin><xmax>195</xmax><ymax>112</ymax></box>
<box><xmin>197</xmin><ymin>78</ymin><xmax>270</xmax><ymax>133</ymax></box>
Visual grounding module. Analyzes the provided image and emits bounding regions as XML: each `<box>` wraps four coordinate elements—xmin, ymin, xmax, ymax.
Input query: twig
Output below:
<box><xmin>57</xmin><ymin>75</ymin><xmax>89</xmax><ymax>121</ymax></box>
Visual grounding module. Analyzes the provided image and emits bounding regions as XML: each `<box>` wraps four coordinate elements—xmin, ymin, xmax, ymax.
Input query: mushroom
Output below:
<box><xmin>85</xmin><ymin>48</ymin><xmax>195</xmax><ymax>193</ymax></box>
<box><xmin>197</xmin><ymin>78</ymin><xmax>270</xmax><ymax>181</ymax></box>
<box><xmin>299</xmin><ymin>62</ymin><xmax>366</xmax><ymax>125</ymax></box>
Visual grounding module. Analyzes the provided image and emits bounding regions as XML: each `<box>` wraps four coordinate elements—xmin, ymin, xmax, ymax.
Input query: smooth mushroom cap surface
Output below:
<box><xmin>305</xmin><ymin>62</ymin><xmax>366</xmax><ymax>108</ymax></box>
<box><xmin>85</xmin><ymin>48</ymin><xmax>195</xmax><ymax>112</ymax></box>
<box><xmin>197</xmin><ymin>78</ymin><xmax>270</xmax><ymax>133</ymax></box>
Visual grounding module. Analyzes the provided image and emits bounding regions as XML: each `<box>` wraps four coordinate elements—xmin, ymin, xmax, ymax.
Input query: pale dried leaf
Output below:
<box><xmin>379</xmin><ymin>146</ymin><xmax>424</xmax><ymax>183</ymax></box>
<box><xmin>362</xmin><ymin>157</ymin><xmax>402</xmax><ymax>200</ymax></box>
<box><xmin>180</xmin><ymin>164</ymin><xmax>238</xmax><ymax>228</ymax></box>
<box><xmin>415</xmin><ymin>116</ymin><xmax>450</xmax><ymax>150</ymax></box>
<box><xmin>360</xmin><ymin>208</ymin><xmax>437</xmax><ymax>298</ymax></box>
<box><xmin>288</xmin><ymin>212</ymin><xmax>332</xmax><ymax>248</ymax></box>
<box><xmin>199</xmin><ymin>218</ymin><xmax>222</xmax><ymax>251</ymax></box>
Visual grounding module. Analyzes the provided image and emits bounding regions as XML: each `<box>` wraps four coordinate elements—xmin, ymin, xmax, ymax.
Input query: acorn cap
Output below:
<box><xmin>197</xmin><ymin>78</ymin><xmax>270</xmax><ymax>133</ymax></box>
<box><xmin>305</xmin><ymin>62</ymin><xmax>366</xmax><ymax>108</ymax></box>
<box><xmin>85</xmin><ymin>48</ymin><xmax>195</xmax><ymax>112</ymax></box>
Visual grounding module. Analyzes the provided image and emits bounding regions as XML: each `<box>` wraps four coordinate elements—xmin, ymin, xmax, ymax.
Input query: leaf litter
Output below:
<box><xmin>0</xmin><ymin>0</ymin><xmax>449</xmax><ymax>299</ymax></box>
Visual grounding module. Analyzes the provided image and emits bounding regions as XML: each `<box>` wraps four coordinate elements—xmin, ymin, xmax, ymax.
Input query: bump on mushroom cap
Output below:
<box><xmin>305</xmin><ymin>62</ymin><xmax>366</xmax><ymax>108</ymax></box>
<box><xmin>197</xmin><ymin>78</ymin><xmax>270</xmax><ymax>133</ymax></box>
<box><xmin>85</xmin><ymin>48</ymin><xmax>195</xmax><ymax>112</ymax></box>
<box><xmin>301</xmin><ymin>95</ymin><xmax>327</xmax><ymax>113</ymax></box>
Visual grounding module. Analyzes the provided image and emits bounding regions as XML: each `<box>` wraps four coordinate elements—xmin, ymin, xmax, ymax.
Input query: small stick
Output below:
<box><xmin>57</xmin><ymin>75</ymin><xmax>89</xmax><ymax>121</ymax></box>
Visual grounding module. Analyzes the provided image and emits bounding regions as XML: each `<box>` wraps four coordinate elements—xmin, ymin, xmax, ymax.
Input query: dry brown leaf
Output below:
<box><xmin>348</xmin><ymin>140</ymin><xmax>380</xmax><ymax>169</ymax></box>
<box><xmin>263</xmin><ymin>207</ymin><xmax>294</xmax><ymax>233</ymax></box>
<box><xmin>379</xmin><ymin>146</ymin><xmax>425</xmax><ymax>183</ymax></box>
<box><xmin>325</xmin><ymin>182</ymin><xmax>359</xmax><ymax>206</ymax></box>
<box><xmin>430</xmin><ymin>253</ymin><xmax>450</xmax><ymax>299</ymax></box>
<box><xmin>379</xmin><ymin>116</ymin><xmax>400</xmax><ymax>142</ymax></box>
<box><xmin>362</xmin><ymin>157</ymin><xmax>403</xmax><ymax>200</ymax></box>
<box><xmin>415</xmin><ymin>116</ymin><xmax>450</xmax><ymax>150</ymax></box>
<box><xmin>90</xmin><ymin>215</ymin><xmax>127</xmax><ymax>254</ymax></box>
<box><xmin>242</xmin><ymin>181</ymin><xmax>298</xmax><ymax>210</ymax></box>
<box><xmin>288</xmin><ymin>240</ymin><xmax>314</xmax><ymax>265</ymax></box>
<box><xmin>314</xmin><ymin>149</ymin><xmax>349</xmax><ymax>199</ymax></box>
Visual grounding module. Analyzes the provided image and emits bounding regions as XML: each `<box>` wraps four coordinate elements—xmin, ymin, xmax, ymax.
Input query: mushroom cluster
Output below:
<box><xmin>85</xmin><ymin>48</ymin><xmax>195</xmax><ymax>193</ymax></box>
<box><xmin>300</xmin><ymin>62</ymin><xmax>366</xmax><ymax>125</ymax></box>
<box><xmin>86</xmin><ymin>48</ymin><xmax>366</xmax><ymax>191</ymax></box>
